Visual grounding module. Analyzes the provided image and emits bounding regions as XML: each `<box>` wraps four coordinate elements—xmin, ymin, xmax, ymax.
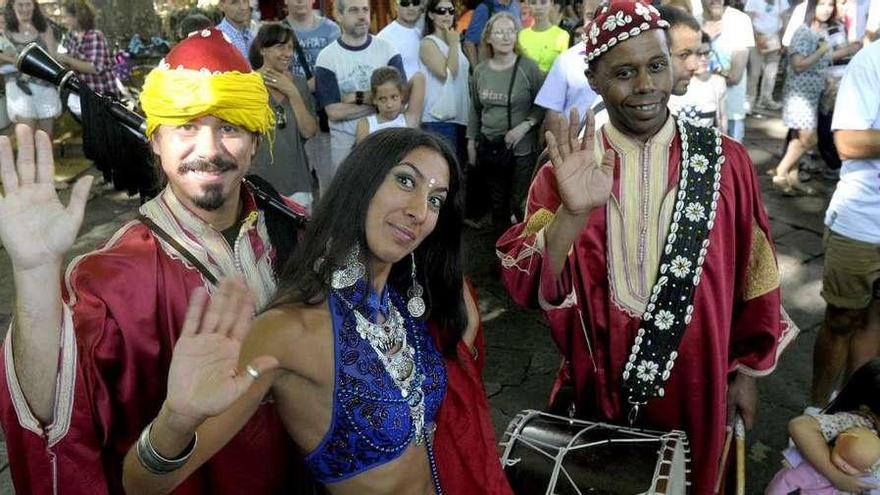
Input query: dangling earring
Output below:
<box><xmin>331</xmin><ymin>245</ymin><xmax>365</xmax><ymax>289</ymax></box>
<box><xmin>407</xmin><ymin>252</ymin><xmax>426</xmax><ymax>318</ymax></box>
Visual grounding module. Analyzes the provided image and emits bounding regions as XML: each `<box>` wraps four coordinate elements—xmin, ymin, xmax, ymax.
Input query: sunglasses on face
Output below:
<box><xmin>491</xmin><ymin>29</ymin><xmax>516</xmax><ymax>38</ymax></box>
<box><xmin>432</xmin><ymin>6</ymin><xmax>455</xmax><ymax>15</ymax></box>
<box><xmin>274</xmin><ymin>105</ymin><xmax>287</xmax><ymax>129</ymax></box>
<box><xmin>400</xmin><ymin>0</ymin><xmax>421</xmax><ymax>6</ymax></box>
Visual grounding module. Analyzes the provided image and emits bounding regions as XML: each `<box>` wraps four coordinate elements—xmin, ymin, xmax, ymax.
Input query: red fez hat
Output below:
<box><xmin>160</xmin><ymin>28</ymin><xmax>251</xmax><ymax>73</ymax></box>
<box><xmin>584</xmin><ymin>0</ymin><xmax>669</xmax><ymax>63</ymax></box>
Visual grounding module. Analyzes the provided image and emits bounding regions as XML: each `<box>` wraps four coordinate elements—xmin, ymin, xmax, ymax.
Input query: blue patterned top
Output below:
<box><xmin>303</xmin><ymin>280</ymin><xmax>447</xmax><ymax>484</ymax></box>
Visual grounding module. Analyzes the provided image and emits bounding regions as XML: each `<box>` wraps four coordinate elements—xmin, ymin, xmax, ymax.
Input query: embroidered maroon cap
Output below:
<box><xmin>584</xmin><ymin>0</ymin><xmax>669</xmax><ymax>63</ymax></box>
<box><xmin>163</xmin><ymin>27</ymin><xmax>251</xmax><ymax>73</ymax></box>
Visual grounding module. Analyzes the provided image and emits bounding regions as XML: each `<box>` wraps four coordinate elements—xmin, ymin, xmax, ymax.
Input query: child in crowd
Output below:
<box><xmin>669</xmin><ymin>32</ymin><xmax>727</xmax><ymax>134</ymax></box>
<box><xmin>766</xmin><ymin>358</ymin><xmax>880</xmax><ymax>494</ymax></box>
<box><xmin>355</xmin><ymin>66</ymin><xmax>425</xmax><ymax>143</ymax></box>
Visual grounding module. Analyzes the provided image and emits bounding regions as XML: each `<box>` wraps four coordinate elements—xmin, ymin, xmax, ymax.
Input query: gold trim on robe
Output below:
<box><xmin>744</xmin><ymin>223</ymin><xmax>781</xmax><ymax>301</ymax></box>
<box><xmin>604</xmin><ymin>116</ymin><xmax>678</xmax><ymax>317</ymax></box>
<box><xmin>523</xmin><ymin>207</ymin><xmax>556</xmax><ymax>237</ymax></box>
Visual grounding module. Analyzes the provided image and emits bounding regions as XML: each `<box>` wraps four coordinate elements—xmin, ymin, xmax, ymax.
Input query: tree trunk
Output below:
<box><xmin>91</xmin><ymin>0</ymin><xmax>160</xmax><ymax>44</ymax></box>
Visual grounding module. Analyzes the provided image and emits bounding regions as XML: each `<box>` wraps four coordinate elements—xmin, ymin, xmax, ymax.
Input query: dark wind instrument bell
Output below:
<box><xmin>16</xmin><ymin>42</ymin><xmax>148</xmax><ymax>139</ymax></box>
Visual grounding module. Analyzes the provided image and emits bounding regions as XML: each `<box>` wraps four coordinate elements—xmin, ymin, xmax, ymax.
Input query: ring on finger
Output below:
<box><xmin>245</xmin><ymin>365</ymin><xmax>260</xmax><ymax>379</ymax></box>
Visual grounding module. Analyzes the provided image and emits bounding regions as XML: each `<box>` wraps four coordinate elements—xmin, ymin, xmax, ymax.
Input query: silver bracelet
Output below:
<box><xmin>135</xmin><ymin>420</ymin><xmax>197</xmax><ymax>475</ymax></box>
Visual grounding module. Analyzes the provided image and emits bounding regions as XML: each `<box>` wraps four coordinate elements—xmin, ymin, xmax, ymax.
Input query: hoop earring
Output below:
<box><xmin>407</xmin><ymin>252</ymin><xmax>426</xmax><ymax>318</ymax></box>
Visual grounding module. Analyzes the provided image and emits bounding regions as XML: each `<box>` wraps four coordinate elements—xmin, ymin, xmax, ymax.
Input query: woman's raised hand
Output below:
<box><xmin>163</xmin><ymin>279</ymin><xmax>280</xmax><ymax>432</ymax></box>
<box><xmin>261</xmin><ymin>68</ymin><xmax>299</xmax><ymax>98</ymax></box>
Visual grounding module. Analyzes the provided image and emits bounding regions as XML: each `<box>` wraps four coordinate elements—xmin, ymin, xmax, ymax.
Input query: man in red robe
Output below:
<box><xmin>496</xmin><ymin>1</ymin><xmax>796</xmax><ymax>491</ymax></box>
<box><xmin>0</xmin><ymin>30</ymin><xmax>308</xmax><ymax>494</ymax></box>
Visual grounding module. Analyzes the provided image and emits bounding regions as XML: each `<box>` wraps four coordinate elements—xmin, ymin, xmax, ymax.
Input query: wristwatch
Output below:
<box><xmin>355</xmin><ymin>91</ymin><xmax>364</xmax><ymax>105</ymax></box>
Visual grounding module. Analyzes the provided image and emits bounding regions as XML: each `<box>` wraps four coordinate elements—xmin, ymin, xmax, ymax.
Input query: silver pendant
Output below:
<box><xmin>331</xmin><ymin>247</ymin><xmax>365</xmax><ymax>289</ymax></box>
<box><xmin>407</xmin><ymin>296</ymin><xmax>426</xmax><ymax>318</ymax></box>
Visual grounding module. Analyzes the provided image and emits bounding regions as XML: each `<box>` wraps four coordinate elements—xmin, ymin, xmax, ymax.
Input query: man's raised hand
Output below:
<box><xmin>0</xmin><ymin>124</ymin><xmax>93</xmax><ymax>271</ymax></box>
<box><xmin>544</xmin><ymin>108</ymin><xmax>614</xmax><ymax>216</ymax></box>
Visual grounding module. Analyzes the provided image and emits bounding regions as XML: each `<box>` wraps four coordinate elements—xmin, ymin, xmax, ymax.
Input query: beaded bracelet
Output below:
<box><xmin>135</xmin><ymin>421</ymin><xmax>198</xmax><ymax>475</ymax></box>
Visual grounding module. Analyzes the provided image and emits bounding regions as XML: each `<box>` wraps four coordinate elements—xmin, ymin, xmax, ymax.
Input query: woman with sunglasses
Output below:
<box><xmin>420</xmin><ymin>0</ymin><xmax>470</xmax><ymax>155</ymax></box>
<box><xmin>249</xmin><ymin>22</ymin><xmax>319</xmax><ymax>210</ymax></box>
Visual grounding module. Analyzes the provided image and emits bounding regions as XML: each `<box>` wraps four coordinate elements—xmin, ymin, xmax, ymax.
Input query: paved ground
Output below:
<box><xmin>0</xmin><ymin>113</ymin><xmax>838</xmax><ymax>493</ymax></box>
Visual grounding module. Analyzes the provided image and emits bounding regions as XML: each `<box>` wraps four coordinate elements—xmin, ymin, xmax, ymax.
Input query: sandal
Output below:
<box><xmin>771</xmin><ymin>175</ymin><xmax>794</xmax><ymax>195</ymax></box>
<box><xmin>789</xmin><ymin>180</ymin><xmax>818</xmax><ymax>196</ymax></box>
<box><xmin>786</xmin><ymin>170</ymin><xmax>819</xmax><ymax>196</ymax></box>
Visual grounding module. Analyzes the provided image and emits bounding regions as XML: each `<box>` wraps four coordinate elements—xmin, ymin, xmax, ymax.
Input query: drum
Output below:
<box><xmin>499</xmin><ymin>410</ymin><xmax>690</xmax><ymax>495</ymax></box>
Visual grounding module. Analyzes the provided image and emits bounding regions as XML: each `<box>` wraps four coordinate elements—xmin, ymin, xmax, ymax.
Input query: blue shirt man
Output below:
<box><xmin>216</xmin><ymin>0</ymin><xmax>254</xmax><ymax>63</ymax></box>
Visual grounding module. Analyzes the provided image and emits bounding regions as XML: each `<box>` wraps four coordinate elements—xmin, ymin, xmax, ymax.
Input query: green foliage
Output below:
<box><xmin>91</xmin><ymin>0</ymin><xmax>161</xmax><ymax>44</ymax></box>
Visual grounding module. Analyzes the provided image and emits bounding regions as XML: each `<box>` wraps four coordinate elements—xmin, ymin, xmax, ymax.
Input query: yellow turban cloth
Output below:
<box><xmin>140</xmin><ymin>68</ymin><xmax>275</xmax><ymax>137</ymax></box>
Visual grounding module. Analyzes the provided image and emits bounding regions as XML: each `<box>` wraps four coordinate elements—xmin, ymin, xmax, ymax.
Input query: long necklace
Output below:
<box><xmin>337</xmin><ymin>290</ymin><xmax>427</xmax><ymax>443</ymax></box>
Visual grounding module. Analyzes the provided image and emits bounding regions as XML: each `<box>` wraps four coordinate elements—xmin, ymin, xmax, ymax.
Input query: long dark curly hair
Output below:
<box><xmin>268</xmin><ymin>127</ymin><xmax>467</xmax><ymax>356</ymax></box>
<box><xmin>5</xmin><ymin>0</ymin><xmax>49</xmax><ymax>34</ymax></box>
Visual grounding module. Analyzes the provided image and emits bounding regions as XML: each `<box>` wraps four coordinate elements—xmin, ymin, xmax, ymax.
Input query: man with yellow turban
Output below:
<box><xmin>0</xmin><ymin>28</ymin><xmax>308</xmax><ymax>494</ymax></box>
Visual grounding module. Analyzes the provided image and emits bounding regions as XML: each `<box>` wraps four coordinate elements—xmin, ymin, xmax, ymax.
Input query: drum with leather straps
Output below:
<box><xmin>499</xmin><ymin>410</ymin><xmax>690</xmax><ymax>494</ymax></box>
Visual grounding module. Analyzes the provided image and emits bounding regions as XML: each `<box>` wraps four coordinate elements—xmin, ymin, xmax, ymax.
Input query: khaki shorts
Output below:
<box><xmin>822</xmin><ymin>229</ymin><xmax>880</xmax><ymax>309</ymax></box>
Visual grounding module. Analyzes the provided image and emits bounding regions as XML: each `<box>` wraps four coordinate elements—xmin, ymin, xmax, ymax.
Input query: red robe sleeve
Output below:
<box><xmin>431</xmin><ymin>285</ymin><xmax>513</xmax><ymax>495</ymax></box>
<box><xmin>496</xmin><ymin>161</ymin><xmax>572</xmax><ymax>309</ymax></box>
<box><xmin>495</xmin><ymin>161</ymin><xmax>599</xmax><ymax>403</ymax></box>
<box><xmin>0</xmin><ymin>223</ymin><xmax>208</xmax><ymax>494</ymax></box>
<box><xmin>0</xmin><ymin>223</ymin><xmax>295</xmax><ymax>494</ymax></box>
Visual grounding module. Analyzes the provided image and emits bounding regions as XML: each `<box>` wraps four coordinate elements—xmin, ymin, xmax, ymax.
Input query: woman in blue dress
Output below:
<box><xmin>121</xmin><ymin>128</ymin><xmax>498</xmax><ymax>495</ymax></box>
